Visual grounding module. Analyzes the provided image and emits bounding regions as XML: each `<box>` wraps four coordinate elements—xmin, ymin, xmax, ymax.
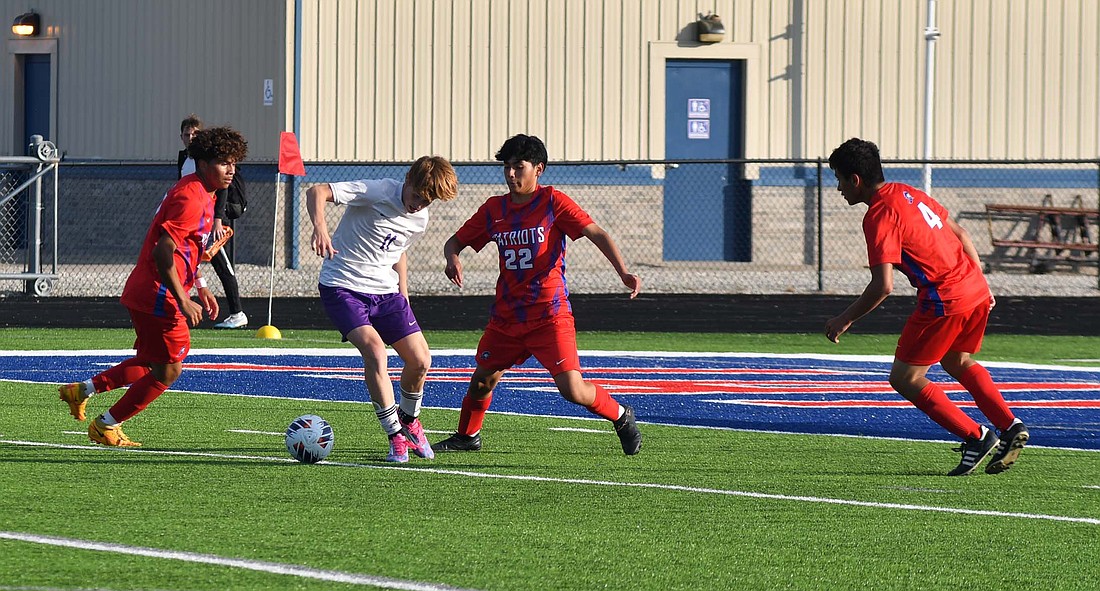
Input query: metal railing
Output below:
<box><xmin>0</xmin><ymin>136</ymin><xmax>61</xmax><ymax>296</ymax></box>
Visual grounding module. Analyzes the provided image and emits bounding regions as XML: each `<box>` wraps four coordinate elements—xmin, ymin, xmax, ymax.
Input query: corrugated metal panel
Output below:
<box><xmin>0</xmin><ymin>0</ymin><xmax>288</xmax><ymax>160</ymax></box>
<box><xmin>4</xmin><ymin>1</ymin><xmax>1096</xmax><ymax>161</ymax></box>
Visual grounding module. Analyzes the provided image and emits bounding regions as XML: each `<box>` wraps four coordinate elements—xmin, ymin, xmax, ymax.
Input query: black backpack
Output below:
<box><xmin>225</xmin><ymin>171</ymin><xmax>248</xmax><ymax>219</ymax></box>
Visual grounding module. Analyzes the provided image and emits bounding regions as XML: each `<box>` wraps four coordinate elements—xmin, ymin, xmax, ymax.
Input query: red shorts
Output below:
<box><xmin>895</xmin><ymin>300</ymin><xmax>989</xmax><ymax>366</ymax></box>
<box><xmin>129</xmin><ymin>308</ymin><xmax>191</xmax><ymax>365</ymax></box>
<box><xmin>475</xmin><ymin>315</ymin><xmax>581</xmax><ymax>376</ymax></box>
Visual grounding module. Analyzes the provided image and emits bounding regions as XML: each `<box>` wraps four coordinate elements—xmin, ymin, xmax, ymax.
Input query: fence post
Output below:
<box><xmin>817</xmin><ymin>159</ymin><xmax>824</xmax><ymax>292</ymax></box>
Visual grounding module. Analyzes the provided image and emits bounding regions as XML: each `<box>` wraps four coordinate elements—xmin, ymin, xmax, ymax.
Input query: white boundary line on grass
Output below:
<box><xmin>5</xmin><ymin>347</ymin><xmax>1100</xmax><ymax>372</ymax></box>
<box><xmin>4</xmin><ymin>438</ymin><xmax>1099</xmax><ymax>526</ymax></box>
<box><xmin>0</xmin><ymin>530</ymin><xmax>479</xmax><ymax>591</ymax></box>
<box><xmin>9</xmin><ymin>377</ymin><xmax>1100</xmax><ymax>454</ymax></box>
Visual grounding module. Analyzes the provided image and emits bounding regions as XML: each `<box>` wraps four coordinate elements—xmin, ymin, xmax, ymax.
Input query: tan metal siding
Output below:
<box><xmin>0</xmin><ymin>0</ymin><xmax>288</xmax><ymax>160</ymax></box>
<box><xmin>5</xmin><ymin>1</ymin><xmax>1097</xmax><ymax>161</ymax></box>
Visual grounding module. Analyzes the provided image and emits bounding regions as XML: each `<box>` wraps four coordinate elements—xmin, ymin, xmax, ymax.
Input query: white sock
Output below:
<box><xmin>83</xmin><ymin>379</ymin><xmax>95</xmax><ymax>397</ymax></box>
<box><xmin>375</xmin><ymin>404</ymin><xmax>401</xmax><ymax>436</ymax></box>
<box><xmin>399</xmin><ymin>388</ymin><xmax>423</xmax><ymax>419</ymax></box>
<box><xmin>100</xmin><ymin>411</ymin><xmax>119</xmax><ymax>426</ymax></box>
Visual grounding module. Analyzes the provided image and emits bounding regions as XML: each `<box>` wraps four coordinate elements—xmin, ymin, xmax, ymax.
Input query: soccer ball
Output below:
<box><xmin>285</xmin><ymin>414</ymin><xmax>334</xmax><ymax>464</ymax></box>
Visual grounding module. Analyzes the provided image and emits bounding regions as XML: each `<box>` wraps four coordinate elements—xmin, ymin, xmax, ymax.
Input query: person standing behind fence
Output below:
<box><xmin>58</xmin><ymin>127</ymin><xmax>249</xmax><ymax>446</ymax></box>
<box><xmin>432</xmin><ymin>134</ymin><xmax>643</xmax><ymax>456</ymax></box>
<box><xmin>178</xmin><ymin>114</ymin><xmax>248</xmax><ymax>329</ymax></box>
<box><xmin>824</xmin><ymin>137</ymin><xmax>1028</xmax><ymax>476</ymax></box>
<box><xmin>305</xmin><ymin>156</ymin><xmax>458</xmax><ymax>463</ymax></box>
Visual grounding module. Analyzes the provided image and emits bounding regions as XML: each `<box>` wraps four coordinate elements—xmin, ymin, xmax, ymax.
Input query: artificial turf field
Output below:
<box><xmin>1</xmin><ymin>328</ymin><xmax>1098</xmax><ymax>590</ymax></box>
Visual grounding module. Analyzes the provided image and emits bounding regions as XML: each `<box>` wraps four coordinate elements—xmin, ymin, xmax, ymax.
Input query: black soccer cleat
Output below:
<box><xmin>985</xmin><ymin>421</ymin><xmax>1029</xmax><ymax>474</ymax></box>
<box><xmin>947</xmin><ymin>425</ymin><xmax>999</xmax><ymax>476</ymax></box>
<box><xmin>431</xmin><ymin>432</ymin><xmax>482</xmax><ymax>452</ymax></box>
<box><xmin>613</xmin><ymin>404</ymin><xmax>642</xmax><ymax>456</ymax></box>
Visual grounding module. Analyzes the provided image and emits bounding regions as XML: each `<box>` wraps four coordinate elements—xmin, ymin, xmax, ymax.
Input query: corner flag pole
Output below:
<box><xmin>257</xmin><ymin>132</ymin><xmax>306</xmax><ymax>340</ymax></box>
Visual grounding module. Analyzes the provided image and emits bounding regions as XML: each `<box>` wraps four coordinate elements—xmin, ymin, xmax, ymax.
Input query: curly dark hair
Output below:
<box><xmin>188</xmin><ymin>126</ymin><xmax>248</xmax><ymax>163</ymax></box>
<box><xmin>495</xmin><ymin>134</ymin><xmax>548</xmax><ymax>167</ymax></box>
<box><xmin>828</xmin><ymin>138</ymin><xmax>884</xmax><ymax>184</ymax></box>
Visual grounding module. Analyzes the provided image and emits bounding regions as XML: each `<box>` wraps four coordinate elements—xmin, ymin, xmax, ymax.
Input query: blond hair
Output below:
<box><xmin>405</xmin><ymin>156</ymin><xmax>458</xmax><ymax>203</ymax></box>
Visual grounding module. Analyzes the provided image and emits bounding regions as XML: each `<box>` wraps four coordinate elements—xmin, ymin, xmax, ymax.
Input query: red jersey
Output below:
<box><xmin>121</xmin><ymin>174</ymin><xmax>216</xmax><ymax>319</ymax></box>
<box><xmin>863</xmin><ymin>183</ymin><xmax>989</xmax><ymax>316</ymax></box>
<box><xmin>456</xmin><ymin>186</ymin><xmax>594</xmax><ymax>324</ymax></box>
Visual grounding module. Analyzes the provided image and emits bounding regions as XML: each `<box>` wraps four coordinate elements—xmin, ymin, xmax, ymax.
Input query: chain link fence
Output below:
<box><xmin>2</xmin><ymin>158</ymin><xmax>1097</xmax><ymax>299</ymax></box>
<box><xmin>0</xmin><ymin>150</ymin><xmax>59</xmax><ymax>296</ymax></box>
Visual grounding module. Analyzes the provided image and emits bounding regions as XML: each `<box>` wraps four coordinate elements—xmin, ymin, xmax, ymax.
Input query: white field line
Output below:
<box><xmin>33</xmin><ymin>391</ymin><xmax>1100</xmax><ymax>455</ymax></box>
<box><xmin>228</xmin><ymin>429</ymin><xmax>283</xmax><ymax>436</ymax></box>
<box><xmin>0</xmin><ymin>531</ymin><xmax>477</xmax><ymax>591</ymax></box>
<box><xmin>5</xmin><ymin>347</ymin><xmax>1100</xmax><ymax>373</ymax></box>
<box><xmin>3</xmin><ymin>438</ymin><xmax>1098</xmax><ymax>526</ymax></box>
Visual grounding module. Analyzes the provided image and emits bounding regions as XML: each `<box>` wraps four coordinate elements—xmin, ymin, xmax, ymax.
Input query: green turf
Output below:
<box><xmin>3</xmin><ymin>327</ymin><xmax>1100</xmax><ymax>364</ymax></box>
<box><xmin>1</xmin><ymin>382</ymin><xmax>1098</xmax><ymax>590</ymax></box>
<box><xmin>2</xmin><ymin>329</ymin><xmax>1099</xmax><ymax>589</ymax></box>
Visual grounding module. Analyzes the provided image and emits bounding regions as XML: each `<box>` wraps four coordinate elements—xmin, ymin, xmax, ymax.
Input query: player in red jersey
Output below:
<box><xmin>58</xmin><ymin>127</ymin><xmax>249</xmax><ymax>447</ymax></box>
<box><xmin>825</xmin><ymin>138</ymin><xmax>1028</xmax><ymax>476</ymax></box>
<box><xmin>432</xmin><ymin>134</ymin><xmax>643</xmax><ymax>455</ymax></box>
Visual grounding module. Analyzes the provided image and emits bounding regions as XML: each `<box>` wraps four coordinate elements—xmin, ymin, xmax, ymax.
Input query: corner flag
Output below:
<box><xmin>278</xmin><ymin>132</ymin><xmax>306</xmax><ymax>176</ymax></box>
<box><xmin>259</xmin><ymin>132</ymin><xmax>306</xmax><ymax>340</ymax></box>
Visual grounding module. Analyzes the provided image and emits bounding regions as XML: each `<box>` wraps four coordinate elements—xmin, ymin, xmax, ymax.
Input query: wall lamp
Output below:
<box><xmin>696</xmin><ymin>12</ymin><xmax>725</xmax><ymax>43</ymax></box>
<box><xmin>12</xmin><ymin>11</ymin><xmax>40</xmax><ymax>37</ymax></box>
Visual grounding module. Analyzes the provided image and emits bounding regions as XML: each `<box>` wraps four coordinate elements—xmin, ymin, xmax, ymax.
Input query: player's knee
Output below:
<box><xmin>406</xmin><ymin>351</ymin><xmax>431</xmax><ymax>376</ymax></box>
<box><xmin>472</xmin><ymin>374</ymin><xmax>499</xmax><ymax>396</ymax></box>
<box><xmin>153</xmin><ymin>362</ymin><xmax>183</xmax><ymax>385</ymax></box>
<box><xmin>888</xmin><ymin>372</ymin><xmax>917</xmax><ymax>393</ymax></box>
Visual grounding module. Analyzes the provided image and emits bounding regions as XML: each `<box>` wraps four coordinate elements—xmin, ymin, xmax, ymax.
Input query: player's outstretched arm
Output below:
<box><xmin>581</xmin><ymin>223</ymin><xmax>641</xmax><ymax>298</ymax></box>
<box><xmin>825</xmin><ymin>263</ymin><xmax>892</xmax><ymax>343</ymax></box>
<box><xmin>443</xmin><ymin>234</ymin><xmax>467</xmax><ymax>288</ymax></box>
<box><xmin>306</xmin><ymin>184</ymin><xmax>337</xmax><ymax>259</ymax></box>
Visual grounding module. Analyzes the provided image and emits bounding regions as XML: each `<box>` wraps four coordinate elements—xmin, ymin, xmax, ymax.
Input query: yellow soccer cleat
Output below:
<box><xmin>88</xmin><ymin>417</ymin><xmax>142</xmax><ymax>447</ymax></box>
<box><xmin>58</xmin><ymin>382</ymin><xmax>89</xmax><ymax>421</ymax></box>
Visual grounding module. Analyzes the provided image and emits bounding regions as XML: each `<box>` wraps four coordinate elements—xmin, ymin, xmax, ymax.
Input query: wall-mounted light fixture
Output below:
<box><xmin>696</xmin><ymin>12</ymin><xmax>725</xmax><ymax>43</ymax></box>
<box><xmin>11</xmin><ymin>11</ymin><xmax>40</xmax><ymax>37</ymax></box>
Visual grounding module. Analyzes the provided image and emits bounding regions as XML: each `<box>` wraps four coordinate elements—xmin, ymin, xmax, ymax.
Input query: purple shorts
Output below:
<box><xmin>318</xmin><ymin>285</ymin><xmax>421</xmax><ymax>345</ymax></box>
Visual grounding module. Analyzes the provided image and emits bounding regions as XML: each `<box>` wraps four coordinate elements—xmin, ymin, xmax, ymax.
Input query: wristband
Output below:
<box><xmin>196</xmin><ymin>277</ymin><xmax>208</xmax><ymax>289</ymax></box>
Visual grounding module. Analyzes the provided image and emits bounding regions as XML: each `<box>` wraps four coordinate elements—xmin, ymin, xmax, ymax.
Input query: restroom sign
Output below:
<box><xmin>688</xmin><ymin>98</ymin><xmax>710</xmax><ymax>118</ymax></box>
<box><xmin>688</xmin><ymin>119</ymin><xmax>710</xmax><ymax>139</ymax></box>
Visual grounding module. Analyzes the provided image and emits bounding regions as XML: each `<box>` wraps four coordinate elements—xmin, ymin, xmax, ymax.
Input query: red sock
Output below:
<box><xmin>93</xmin><ymin>358</ymin><xmax>150</xmax><ymax>392</ymax></box>
<box><xmin>957</xmin><ymin>364</ymin><xmax>1015</xmax><ymax>431</ymax></box>
<box><xmin>108</xmin><ymin>374</ymin><xmax>169</xmax><ymax>423</ymax></box>
<box><xmin>457</xmin><ymin>394</ymin><xmax>492</xmax><ymax>435</ymax></box>
<box><xmin>910</xmin><ymin>382</ymin><xmax>982</xmax><ymax>440</ymax></box>
<box><xmin>585</xmin><ymin>384</ymin><xmax>621</xmax><ymax>421</ymax></box>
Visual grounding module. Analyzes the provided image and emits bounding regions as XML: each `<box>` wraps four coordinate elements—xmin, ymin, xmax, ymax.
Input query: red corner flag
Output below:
<box><xmin>278</xmin><ymin>132</ymin><xmax>306</xmax><ymax>176</ymax></box>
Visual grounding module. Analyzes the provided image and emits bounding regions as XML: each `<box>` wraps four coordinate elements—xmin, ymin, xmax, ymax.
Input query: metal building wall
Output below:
<box><xmin>0</xmin><ymin>0</ymin><xmax>290</xmax><ymax>160</ymax></box>
<box><xmin>800</xmin><ymin>0</ymin><xmax>1099</xmax><ymax>159</ymax></box>
<box><xmin>2</xmin><ymin>1</ymin><xmax>1095</xmax><ymax>161</ymax></box>
<box><xmin>296</xmin><ymin>0</ymin><xmax>1099</xmax><ymax>162</ymax></box>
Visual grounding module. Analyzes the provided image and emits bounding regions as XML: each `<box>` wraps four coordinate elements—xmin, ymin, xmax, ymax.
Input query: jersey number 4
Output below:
<box><xmin>917</xmin><ymin>202</ymin><xmax>943</xmax><ymax>229</ymax></box>
<box><xmin>504</xmin><ymin>248</ymin><xmax>534</xmax><ymax>270</ymax></box>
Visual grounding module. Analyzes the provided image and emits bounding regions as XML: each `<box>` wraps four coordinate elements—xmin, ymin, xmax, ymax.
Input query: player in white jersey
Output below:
<box><xmin>305</xmin><ymin>156</ymin><xmax>458</xmax><ymax>462</ymax></box>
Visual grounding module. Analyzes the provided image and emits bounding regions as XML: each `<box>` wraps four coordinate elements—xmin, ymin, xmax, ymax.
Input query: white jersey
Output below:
<box><xmin>318</xmin><ymin>178</ymin><xmax>429</xmax><ymax>294</ymax></box>
<box><xmin>180</xmin><ymin>157</ymin><xmax>196</xmax><ymax>177</ymax></box>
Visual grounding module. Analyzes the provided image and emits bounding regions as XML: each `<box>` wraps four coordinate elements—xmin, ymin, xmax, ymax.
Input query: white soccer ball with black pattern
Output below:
<box><xmin>285</xmin><ymin>414</ymin><xmax>334</xmax><ymax>464</ymax></box>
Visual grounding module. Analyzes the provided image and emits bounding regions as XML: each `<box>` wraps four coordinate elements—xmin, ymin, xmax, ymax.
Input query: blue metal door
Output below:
<box><xmin>663</xmin><ymin>59</ymin><xmax>749</xmax><ymax>261</ymax></box>
<box><xmin>23</xmin><ymin>54</ymin><xmax>51</xmax><ymax>146</ymax></box>
<box><xmin>11</xmin><ymin>54</ymin><xmax>51</xmax><ymax>250</ymax></box>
